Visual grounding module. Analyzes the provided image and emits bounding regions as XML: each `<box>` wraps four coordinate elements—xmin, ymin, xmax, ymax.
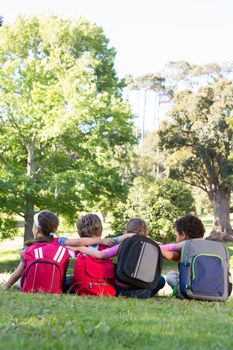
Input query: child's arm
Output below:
<box><xmin>77</xmin><ymin>244</ymin><xmax>119</xmax><ymax>259</ymax></box>
<box><xmin>113</xmin><ymin>233</ymin><xmax>135</xmax><ymax>244</ymax></box>
<box><xmin>160</xmin><ymin>242</ymin><xmax>184</xmax><ymax>262</ymax></box>
<box><xmin>76</xmin><ymin>233</ymin><xmax>135</xmax><ymax>258</ymax></box>
<box><xmin>2</xmin><ymin>262</ymin><xmax>24</xmax><ymax>290</ymax></box>
<box><xmin>64</xmin><ymin>237</ymin><xmax>115</xmax><ymax>247</ymax></box>
<box><xmin>63</xmin><ymin>232</ymin><xmax>135</xmax><ymax>247</ymax></box>
<box><xmin>160</xmin><ymin>242</ymin><xmax>184</xmax><ymax>252</ymax></box>
<box><xmin>161</xmin><ymin>250</ymin><xmax>181</xmax><ymax>262</ymax></box>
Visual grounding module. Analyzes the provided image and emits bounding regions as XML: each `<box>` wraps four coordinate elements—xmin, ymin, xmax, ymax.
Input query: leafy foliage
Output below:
<box><xmin>159</xmin><ymin>79</ymin><xmax>233</xmax><ymax>237</ymax></box>
<box><xmin>0</xmin><ymin>215</ymin><xmax>18</xmax><ymax>240</ymax></box>
<box><xmin>0</xmin><ymin>15</ymin><xmax>135</xmax><ymax>240</ymax></box>
<box><xmin>111</xmin><ymin>177</ymin><xmax>195</xmax><ymax>242</ymax></box>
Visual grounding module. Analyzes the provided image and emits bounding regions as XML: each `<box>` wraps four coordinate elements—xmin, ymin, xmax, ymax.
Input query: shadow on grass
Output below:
<box><xmin>0</xmin><ymin>258</ymin><xmax>19</xmax><ymax>273</ymax></box>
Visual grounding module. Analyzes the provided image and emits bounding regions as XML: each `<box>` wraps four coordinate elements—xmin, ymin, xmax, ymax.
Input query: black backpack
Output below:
<box><xmin>116</xmin><ymin>235</ymin><xmax>163</xmax><ymax>289</ymax></box>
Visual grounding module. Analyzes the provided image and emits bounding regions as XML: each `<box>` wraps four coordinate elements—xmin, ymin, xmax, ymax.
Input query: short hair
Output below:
<box><xmin>77</xmin><ymin>213</ymin><xmax>103</xmax><ymax>238</ymax></box>
<box><xmin>126</xmin><ymin>218</ymin><xmax>148</xmax><ymax>236</ymax></box>
<box><xmin>174</xmin><ymin>214</ymin><xmax>205</xmax><ymax>239</ymax></box>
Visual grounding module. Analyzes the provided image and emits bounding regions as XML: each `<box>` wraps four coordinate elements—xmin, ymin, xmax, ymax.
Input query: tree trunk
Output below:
<box><xmin>101</xmin><ymin>211</ymin><xmax>108</xmax><ymax>222</ymax></box>
<box><xmin>24</xmin><ymin>196</ymin><xmax>34</xmax><ymax>242</ymax></box>
<box><xmin>24</xmin><ymin>140</ymin><xmax>35</xmax><ymax>242</ymax></box>
<box><xmin>207</xmin><ymin>188</ymin><xmax>233</xmax><ymax>241</ymax></box>
<box><xmin>142</xmin><ymin>89</ymin><xmax>147</xmax><ymax>141</ymax></box>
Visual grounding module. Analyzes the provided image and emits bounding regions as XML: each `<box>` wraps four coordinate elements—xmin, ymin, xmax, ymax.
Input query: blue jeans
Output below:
<box><xmin>115</xmin><ymin>276</ymin><xmax>165</xmax><ymax>299</ymax></box>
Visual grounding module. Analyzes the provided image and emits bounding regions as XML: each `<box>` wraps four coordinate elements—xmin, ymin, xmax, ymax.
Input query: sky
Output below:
<box><xmin>1</xmin><ymin>0</ymin><xmax>233</xmax><ymax>78</ymax></box>
<box><xmin>1</xmin><ymin>0</ymin><xmax>233</xmax><ymax>131</ymax></box>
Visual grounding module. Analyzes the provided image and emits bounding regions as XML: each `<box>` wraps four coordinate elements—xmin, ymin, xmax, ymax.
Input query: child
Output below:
<box><xmin>2</xmin><ymin>210</ymin><xmax>114</xmax><ymax>291</ymax></box>
<box><xmin>160</xmin><ymin>214</ymin><xmax>206</xmax><ymax>295</ymax></box>
<box><xmin>77</xmin><ymin>217</ymin><xmax>166</xmax><ymax>299</ymax></box>
<box><xmin>70</xmin><ymin>213</ymin><xmax>126</xmax><ymax>295</ymax></box>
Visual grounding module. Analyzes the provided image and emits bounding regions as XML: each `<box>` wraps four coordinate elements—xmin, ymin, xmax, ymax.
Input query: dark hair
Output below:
<box><xmin>126</xmin><ymin>218</ymin><xmax>148</xmax><ymax>236</ymax></box>
<box><xmin>77</xmin><ymin>213</ymin><xmax>103</xmax><ymax>238</ymax></box>
<box><xmin>174</xmin><ymin>214</ymin><xmax>205</xmax><ymax>239</ymax></box>
<box><xmin>25</xmin><ymin>211</ymin><xmax>59</xmax><ymax>246</ymax></box>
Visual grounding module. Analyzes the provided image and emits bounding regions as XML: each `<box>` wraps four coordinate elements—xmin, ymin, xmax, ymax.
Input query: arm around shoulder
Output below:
<box><xmin>64</xmin><ymin>237</ymin><xmax>107</xmax><ymax>247</ymax></box>
<box><xmin>77</xmin><ymin>246</ymin><xmax>105</xmax><ymax>259</ymax></box>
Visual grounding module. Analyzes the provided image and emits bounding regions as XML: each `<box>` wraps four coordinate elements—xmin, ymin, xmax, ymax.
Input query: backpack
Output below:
<box><xmin>116</xmin><ymin>235</ymin><xmax>163</xmax><ymax>289</ymax></box>
<box><xmin>72</xmin><ymin>245</ymin><xmax>116</xmax><ymax>296</ymax></box>
<box><xmin>179</xmin><ymin>239</ymin><xmax>231</xmax><ymax>301</ymax></box>
<box><xmin>21</xmin><ymin>241</ymin><xmax>69</xmax><ymax>294</ymax></box>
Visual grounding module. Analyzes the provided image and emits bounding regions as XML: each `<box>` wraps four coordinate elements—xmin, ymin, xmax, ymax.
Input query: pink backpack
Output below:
<box><xmin>21</xmin><ymin>241</ymin><xmax>69</xmax><ymax>294</ymax></box>
<box><xmin>71</xmin><ymin>245</ymin><xmax>116</xmax><ymax>296</ymax></box>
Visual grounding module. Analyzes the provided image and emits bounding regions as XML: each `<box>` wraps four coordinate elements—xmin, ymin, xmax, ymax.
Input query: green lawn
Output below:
<box><xmin>1</xmin><ymin>290</ymin><xmax>233</xmax><ymax>350</ymax></box>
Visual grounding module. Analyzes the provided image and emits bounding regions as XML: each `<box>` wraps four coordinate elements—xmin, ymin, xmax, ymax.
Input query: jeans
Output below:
<box><xmin>115</xmin><ymin>276</ymin><xmax>165</xmax><ymax>299</ymax></box>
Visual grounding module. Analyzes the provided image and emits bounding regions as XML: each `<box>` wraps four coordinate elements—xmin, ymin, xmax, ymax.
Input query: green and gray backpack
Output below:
<box><xmin>179</xmin><ymin>239</ymin><xmax>231</xmax><ymax>301</ymax></box>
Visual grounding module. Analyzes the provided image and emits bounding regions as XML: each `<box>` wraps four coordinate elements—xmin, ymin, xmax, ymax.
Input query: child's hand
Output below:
<box><xmin>101</xmin><ymin>238</ymin><xmax>115</xmax><ymax>246</ymax></box>
<box><xmin>1</xmin><ymin>283</ymin><xmax>9</xmax><ymax>290</ymax></box>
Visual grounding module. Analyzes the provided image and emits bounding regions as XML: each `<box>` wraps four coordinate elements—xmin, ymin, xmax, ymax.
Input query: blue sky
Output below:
<box><xmin>1</xmin><ymin>0</ymin><xmax>233</xmax><ymax>78</ymax></box>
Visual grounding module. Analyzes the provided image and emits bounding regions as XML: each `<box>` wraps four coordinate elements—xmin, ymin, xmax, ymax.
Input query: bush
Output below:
<box><xmin>0</xmin><ymin>215</ymin><xmax>18</xmax><ymax>240</ymax></box>
<box><xmin>111</xmin><ymin>177</ymin><xmax>195</xmax><ymax>243</ymax></box>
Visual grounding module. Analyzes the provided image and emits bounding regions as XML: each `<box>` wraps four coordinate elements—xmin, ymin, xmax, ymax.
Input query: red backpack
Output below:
<box><xmin>71</xmin><ymin>245</ymin><xmax>116</xmax><ymax>296</ymax></box>
<box><xmin>21</xmin><ymin>240</ymin><xmax>69</xmax><ymax>294</ymax></box>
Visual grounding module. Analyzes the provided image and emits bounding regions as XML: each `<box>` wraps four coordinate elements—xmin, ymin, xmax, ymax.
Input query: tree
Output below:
<box><xmin>159</xmin><ymin>79</ymin><xmax>233</xmax><ymax>240</ymax></box>
<box><xmin>137</xmin><ymin>130</ymin><xmax>166</xmax><ymax>179</ymax></box>
<box><xmin>163</xmin><ymin>61</ymin><xmax>233</xmax><ymax>92</ymax></box>
<box><xmin>125</xmin><ymin>74</ymin><xmax>172</xmax><ymax>141</ymax></box>
<box><xmin>0</xmin><ymin>15</ymin><xmax>135</xmax><ymax>241</ymax></box>
<box><xmin>111</xmin><ymin>176</ymin><xmax>195</xmax><ymax>242</ymax></box>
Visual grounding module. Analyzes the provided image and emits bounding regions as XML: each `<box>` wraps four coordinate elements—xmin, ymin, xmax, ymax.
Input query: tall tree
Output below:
<box><xmin>159</xmin><ymin>79</ymin><xmax>233</xmax><ymax>240</ymax></box>
<box><xmin>137</xmin><ymin>130</ymin><xmax>166</xmax><ymax>179</ymax></box>
<box><xmin>163</xmin><ymin>61</ymin><xmax>233</xmax><ymax>91</ymax></box>
<box><xmin>125</xmin><ymin>73</ymin><xmax>173</xmax><ymax>143</ymax></box>
<box><xmin>0</xmin><ymin>15</ymin><xmax>135</xmax><ymax>241</ymax></box>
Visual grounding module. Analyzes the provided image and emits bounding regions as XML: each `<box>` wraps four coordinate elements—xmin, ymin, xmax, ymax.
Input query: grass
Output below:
<box><xmin>1</xmin><ymin>290</ymin><xmax>233</xmax><ymax>350</ymax></box>
<box><xmin>1</xmin><ymin>225</ymin><xmax>233</xmax><ymax>349</ymax></box>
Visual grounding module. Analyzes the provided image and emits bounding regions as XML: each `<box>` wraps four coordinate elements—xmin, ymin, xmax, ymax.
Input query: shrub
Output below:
<box><xmin>111</xmin><ymin>177</ymin><xmax>195</xmax><ymax>243</ymax></box>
